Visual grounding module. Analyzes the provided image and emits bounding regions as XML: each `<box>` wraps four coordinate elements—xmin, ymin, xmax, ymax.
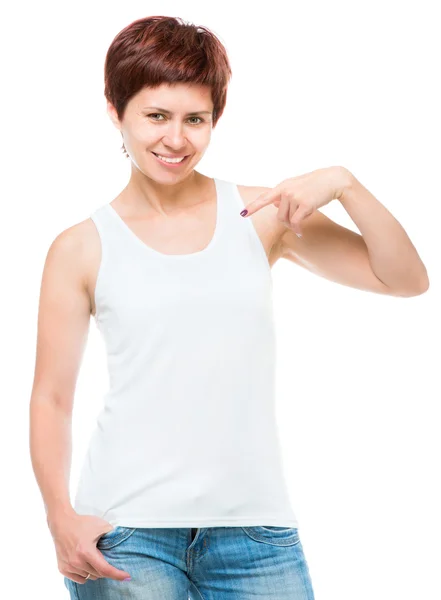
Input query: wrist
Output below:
<box><xmin>333</xmin><ymin>166</ymin><xmax>355</xmax><ymax>202</ymax></box>
<box><xmin>46</xmin><ymin>503</ymin><xmax>76</xmax><ymax>526</ymax></box>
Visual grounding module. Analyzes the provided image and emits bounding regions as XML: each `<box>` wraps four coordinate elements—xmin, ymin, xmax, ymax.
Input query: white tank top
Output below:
<box><xmin>73</xmin><ymin>177</ymin><xmax>299</xmax><ymax>528</ymax></box>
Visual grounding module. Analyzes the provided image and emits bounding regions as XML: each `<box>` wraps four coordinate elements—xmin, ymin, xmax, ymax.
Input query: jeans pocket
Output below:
<box><xmin>241</xmin><ymin>526</ymin><xmax>301</xmax><ymax>546</ymax></box>
<box><xmin>97</xmin><ymin>525</ymin><xmax>138</xmax><ymax>550</ymax></box>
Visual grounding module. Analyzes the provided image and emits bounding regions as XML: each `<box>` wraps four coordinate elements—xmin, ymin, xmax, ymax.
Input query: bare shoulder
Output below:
<box><xmin>47</xmin><ymin>219</ymin><xmax>89</xmax><ymax>268</ymax></box>
<box><xmin>236</xmin><ymin>183</ymin><xmax>286</xmax><ymax>266</ymax></box>
<box><xmin>47</xmin><ymin>217</ymin><xmax>99</xmax><ymax>315</ymax></box>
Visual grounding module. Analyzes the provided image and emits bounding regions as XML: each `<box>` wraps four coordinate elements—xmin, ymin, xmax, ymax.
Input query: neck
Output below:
<box><xmin>121</xmin><ymin>168</ymin><xmax>204</xmax><ymax>216</ymax></box>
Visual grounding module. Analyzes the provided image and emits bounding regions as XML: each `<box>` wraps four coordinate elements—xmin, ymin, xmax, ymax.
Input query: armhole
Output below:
<box><xmin>89</xmin><ymin>211</ymin><xmax>107</xmax><ymax>322</ymax></box>
<box><xmin>231</xmin><ymin>182</ymin><xmax>272</xmax><ymax>276</ymax></box>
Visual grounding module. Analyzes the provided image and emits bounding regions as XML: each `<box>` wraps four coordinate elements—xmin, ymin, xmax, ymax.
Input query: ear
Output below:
<box><xmin>106</xmin><ymin>101</ymin><xmax>122</xmax><ymax>131</ymax></box>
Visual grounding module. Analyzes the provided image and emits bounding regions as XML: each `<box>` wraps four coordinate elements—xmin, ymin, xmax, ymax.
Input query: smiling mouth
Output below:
<box><xmin>152</xmin><ymin>152</ymin><xmax>189</xmax><ymax>159</ymax></box>
<box><xmin>151</xmin><ymin>152</ymin><xmax>191</xmax><ymax>167</ymax></box>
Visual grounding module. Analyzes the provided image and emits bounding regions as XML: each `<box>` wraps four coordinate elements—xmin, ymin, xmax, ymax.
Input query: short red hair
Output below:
<box><xmin>104</xmin><ymin>16</ymin><xmax>233</xmax><ymax>157</ymax></box>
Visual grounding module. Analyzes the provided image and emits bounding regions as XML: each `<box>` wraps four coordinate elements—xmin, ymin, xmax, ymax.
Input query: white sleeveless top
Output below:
<box><xmin>73</xmin><ymin>177</ymin><xmax>299</xmax><ymax>528</ymax></box>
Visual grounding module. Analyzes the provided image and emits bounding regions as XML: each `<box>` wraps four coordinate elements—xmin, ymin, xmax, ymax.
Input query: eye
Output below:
<box><xmin>147</xmin><ymin>113</ymin><xmax>203</xmax><ymax>124</ymax></box>
<box><xmin>148</xmin><ymin>113</ymin><xmax>165</xmax><ymax>121</ymax></box>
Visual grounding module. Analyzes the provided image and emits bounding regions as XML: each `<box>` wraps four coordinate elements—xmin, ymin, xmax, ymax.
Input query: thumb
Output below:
<box><xmin>92</xmin><ymin>522</ymin><xmax>115</xmax><ymax>544</ymax></box>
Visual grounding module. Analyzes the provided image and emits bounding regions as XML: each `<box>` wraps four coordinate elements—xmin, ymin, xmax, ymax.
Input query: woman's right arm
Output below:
<box><xmin>29</xmin><ymin>224</ymin><xmax>132</xmax><ymax>583</ymax></box>
<box><xmin>29</xmin><ymin>224</ymin><xmax>91</xmax><ymax>527</ymax></box>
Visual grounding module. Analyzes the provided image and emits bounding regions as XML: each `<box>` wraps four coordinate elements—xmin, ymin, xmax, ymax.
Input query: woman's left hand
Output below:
<box><xmin>240</xmin><ymin>166</ymin><xmax>352</xmax><ymax>238</ymax></box>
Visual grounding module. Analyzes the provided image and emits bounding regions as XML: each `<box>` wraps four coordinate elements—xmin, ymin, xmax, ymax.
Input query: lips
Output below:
<box><xmin>151</xmin><ymin>151</ymin><xmax>191</xmax><ymax>168</ymax></box>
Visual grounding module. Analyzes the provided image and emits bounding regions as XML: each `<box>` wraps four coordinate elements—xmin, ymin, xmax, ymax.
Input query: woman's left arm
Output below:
<box><xmin>242</xmin><ymin>166</ymin><xmax>430</xmax><ymax>297</ymax></box>
<box><xmin>338</xmin><ymin>169</ymin><xmax>429</xmax><ymax>295</ymax></box>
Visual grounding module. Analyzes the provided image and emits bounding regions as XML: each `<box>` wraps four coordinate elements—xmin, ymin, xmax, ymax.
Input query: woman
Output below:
<box><xmin>29</xmin><ymin>15</ymin><xmax>428</xmax><ymax>600</ymax></box>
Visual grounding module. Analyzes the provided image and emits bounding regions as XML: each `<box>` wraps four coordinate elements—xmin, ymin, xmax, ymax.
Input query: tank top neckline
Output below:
<box><xmin>104</xmin><ymin>177</ymin><xmax>222</xmax><ymax>260</ymax></box>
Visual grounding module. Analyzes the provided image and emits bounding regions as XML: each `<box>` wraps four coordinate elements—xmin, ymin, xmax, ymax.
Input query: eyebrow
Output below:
<box><xmin>143</xmin><ymin>106</ymin><xmax>212</xmax><ymax>115</ymax></box>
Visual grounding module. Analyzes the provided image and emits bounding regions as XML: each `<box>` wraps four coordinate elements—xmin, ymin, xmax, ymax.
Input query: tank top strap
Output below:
<box><xmin>215</xmin><ymin>177</ymin><xmax>247</xmax><ymax>226</ymax></box>
<box><xmin>89</xmin><ymin>202</ymin><xmax>122</xmax><ymax>240</ymax></box>
<box><xmin>217</xmin><ymin>178</ymin><xmax>271</xmax><ymax>276</ymax></box>
<box><xmin>88</xmin><ymin>202</ymin><xmax>128</xmax><ymax>281</ymax></box>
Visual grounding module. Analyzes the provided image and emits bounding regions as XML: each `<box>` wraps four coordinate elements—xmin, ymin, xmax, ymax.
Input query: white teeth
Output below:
<box><xmin>154</xmin><ymin>153</ymin><xmax>185</xmax><ymax>163</ymax></box>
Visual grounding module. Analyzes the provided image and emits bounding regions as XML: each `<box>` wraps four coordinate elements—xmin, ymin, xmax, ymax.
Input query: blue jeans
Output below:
<box><xmin>64</xmin><ymin>525</ymin><xmax>315</xmax><ymax>599</ymax></box>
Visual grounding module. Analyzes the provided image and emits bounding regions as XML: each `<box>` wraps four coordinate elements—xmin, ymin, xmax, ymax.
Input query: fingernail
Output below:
<box><xmin>296</xmin><ymin>233</ymin><xmax>302</xmax><ymax>238</ymax></box>
<box><xmin>123</xmin><ymin>577</ymin><xmax>131</xmax><ymax>581</ymax></box>
<box><xmin>240</xmin><ymin>209</ymin><xmax>248</xmax><ymax>217</ymax></box>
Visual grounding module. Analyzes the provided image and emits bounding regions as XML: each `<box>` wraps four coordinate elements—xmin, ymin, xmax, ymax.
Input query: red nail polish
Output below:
<box><xmin>240</xmin><ymin>209</ymin><xmax>248</xmax><ymax>217</ymax></box>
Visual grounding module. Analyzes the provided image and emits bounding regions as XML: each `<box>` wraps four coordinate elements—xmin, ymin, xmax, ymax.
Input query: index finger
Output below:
<box><xmin>240</xmin><ymin>188</ymin><xmax>280</xmax><ymax>217</ymax></box>
<box><xmin>87</xmin><ymin>548</ymin><xmax>132</xmax><ymax>581</ymax></box>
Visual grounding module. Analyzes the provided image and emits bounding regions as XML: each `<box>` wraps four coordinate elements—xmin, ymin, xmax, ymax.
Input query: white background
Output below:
<box><xmin>2</xmin><ymin>1</ymin><xmax>440</xmax><ymax>599</ymax></box>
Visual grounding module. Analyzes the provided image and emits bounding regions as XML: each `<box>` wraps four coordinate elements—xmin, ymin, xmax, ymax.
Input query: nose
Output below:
<box><xmin>163</xmin><ymin>122</ymin><xmax>188</xmax><ymax>152</ymax></box>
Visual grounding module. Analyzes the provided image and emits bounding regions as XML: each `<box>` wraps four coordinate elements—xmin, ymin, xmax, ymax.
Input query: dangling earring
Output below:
<box><xmin>121</xmin><ymin>141</ymin><xmax>129</xmax><ymax>158</ymax></box>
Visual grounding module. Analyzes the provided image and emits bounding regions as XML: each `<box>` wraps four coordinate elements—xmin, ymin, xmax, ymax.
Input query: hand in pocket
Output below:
<box><xmin>48</xmin><ymin>512</ymin><xmax>132</xmax><ymax>584</ymax></box>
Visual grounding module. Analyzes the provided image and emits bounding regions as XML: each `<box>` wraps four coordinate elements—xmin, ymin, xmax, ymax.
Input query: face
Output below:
<box><xmin>107</xmin><ymin>82</ymin><xmax>214</xmax><ymax>180</ymax></box>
